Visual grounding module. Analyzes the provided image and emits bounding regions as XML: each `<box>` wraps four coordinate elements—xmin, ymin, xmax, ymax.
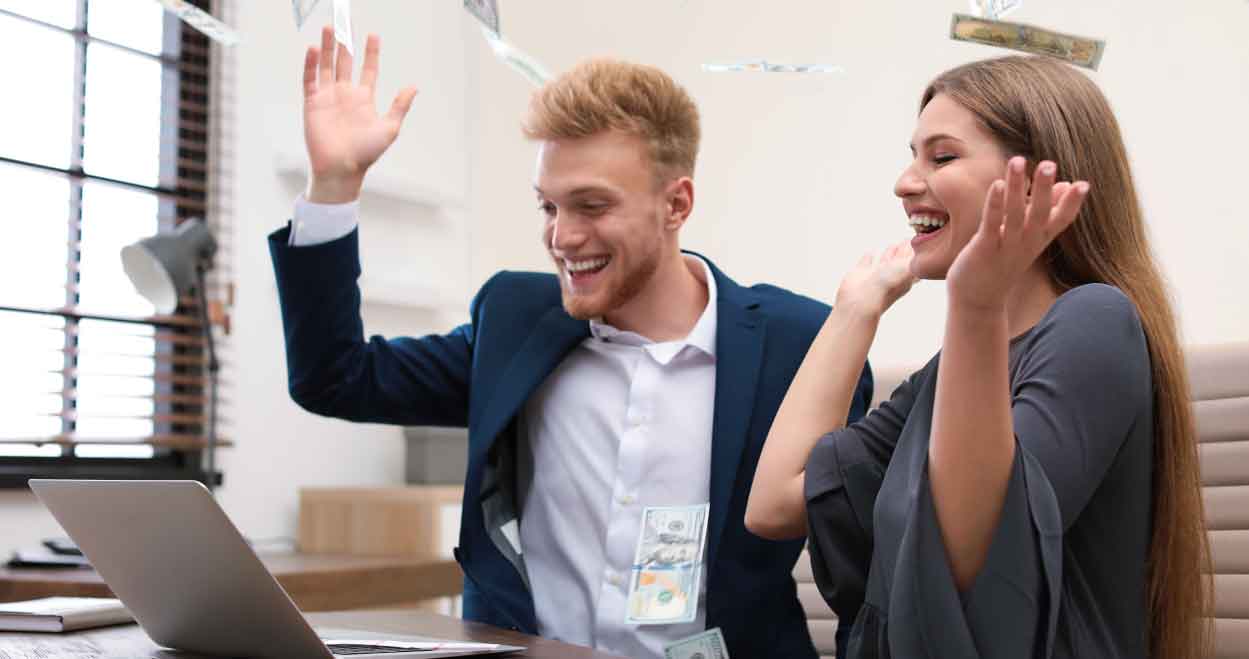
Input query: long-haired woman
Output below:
<box><xmin>747</xmin><ymin>56</ymin><xmax>1211</xmax><ymax>658</ymax></box>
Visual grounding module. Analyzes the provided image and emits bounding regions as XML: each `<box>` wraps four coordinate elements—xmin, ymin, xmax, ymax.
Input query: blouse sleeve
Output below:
<box><xmin>803</xmin><ymin>358</ymin><xmax>933</xmax><ymax>622</ymax></box>
<box><xmin>886</xmin><ymin>284</ymin><xmax>1153</xmax><ymax>658</ymax></box>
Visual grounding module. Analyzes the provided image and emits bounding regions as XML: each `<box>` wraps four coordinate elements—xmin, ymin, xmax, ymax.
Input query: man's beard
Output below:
<box><xmin>561</xmin><ymin>248</ymin><xmax>661</xmax><ymax>321</ymax></box>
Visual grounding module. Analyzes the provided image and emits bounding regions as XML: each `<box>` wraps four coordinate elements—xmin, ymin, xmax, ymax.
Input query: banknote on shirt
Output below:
<box><xmin>154</xmin><ymin>0</ymin><xmax>239</xmax><ymax>45</ymax></box>
<box><xmin>969</xmin><ymin>0</ymin><xmax>1022</xmax><ymax>20</ymax></box>
<box><xmin>949</xmin><ymin>13</ymin><xmax>1105</xmax><ymax>70</ymax></box>
<box><xmin>482</xmin><ymin>27</ymin><xmax>551</xmax><ymax>87</ymax></box>
<box><xmin>463</xmin><ymin>0</ymin><xmax>501</xmax><ymax>35</ymax></box>
<box><xmin>291</xmin><ymin>0</ymin><xmax>324</xmax><ymax>29</ymax></box>
<box><xmin>703</xmin><ymin>60</ymin><xmax>843</xmax><ymax>74</ymax></box>
<box><xmin>626</xmin><ymin>504</ymin><xmax>709</xmax><ymax>625</ymax></box>
<box><xmin>663</xmin><ymin>627</ymin><xmax>730</xmax><ymax>659</ymax></box>
<box><xmin>332</xmin><ymin>0</ymin><xmax>354</xmax><ymax>56</ymax></box>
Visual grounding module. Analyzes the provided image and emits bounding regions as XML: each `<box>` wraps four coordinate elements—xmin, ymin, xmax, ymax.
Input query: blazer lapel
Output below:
<box><xmin>471</xmin><ymin>307</ymin><xmax>590</xmax><ymax>467</ymax></box>
<box><xmin>703</xmin><ymin>261</ymin><xmax>766</xmax><ymax>572</ymax></box>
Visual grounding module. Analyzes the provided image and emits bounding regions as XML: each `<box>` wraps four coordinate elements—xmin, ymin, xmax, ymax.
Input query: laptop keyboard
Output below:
<box><xmin>328</xmin><ymin>643</ymin><xmax>434</xmax><ymax>654</ymax></box>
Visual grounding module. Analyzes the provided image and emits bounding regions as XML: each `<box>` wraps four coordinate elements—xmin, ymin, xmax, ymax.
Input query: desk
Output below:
<box><xmin>0</xmin><ymin>609</ymin><xmax>628</xmax><ymax>658</ymax></box>
<box><xmin>0</xmin><ymin>553</ymin><xmax>462</xmax><ymax>612</ymax></box>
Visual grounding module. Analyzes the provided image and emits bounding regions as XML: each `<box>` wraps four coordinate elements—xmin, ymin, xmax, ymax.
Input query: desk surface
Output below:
<box><xmin>0</xmin><ymin>553</ymin><xmax>462</xmax><ymax>612</ymax></box>
<box><xmin>0</xmin><ymin>609</ymin><xmax>628</xmax><ymax>659</ymax></box>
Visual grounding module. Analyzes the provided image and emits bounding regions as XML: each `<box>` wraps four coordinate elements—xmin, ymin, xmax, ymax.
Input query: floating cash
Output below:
<box><xmin>153</xmin><ymin>0</ymin><xmax>239</xmax><ymax>45</ymax></box>
<box><xmin>702</xmin><ymin>60</ymin><xmax>844</xmax><ymax>74</ymax></box>
<box><xmin>291</xmin><ymin>0</ymin><xmax>324</xmax><ymax>29</ymax></box>
<box><xmin>463</xmin><ymin>0</ymin><xmax>501</xmax><ymax>36</ymax></box>
<box><xmin>332</xmin><ymin>0</ymin><xmax>353</xmax><ymax>56</ymax></box>
<box><xmin>664</xmin><ymin>628</ymin><xmax>729</xmax><ymax>659</ymax></box>
<box><xmin>949</xmin><ymin>13</ymin><xmax>1105</xmax><ymax>70</ymax></box>
<box><xmin>969</xmin><ymin>0</ymin><xmax>1022</xmax><ymax>20</ymax></box>
<box><xmin>481</xmin><ymin>27</ymin><xmax>551</xmax><ymax>88</ymax></box>
<box><xmin>626</xmin><ymin>505</ymin><xmax>708</xmax><ymax>625</ymax></box>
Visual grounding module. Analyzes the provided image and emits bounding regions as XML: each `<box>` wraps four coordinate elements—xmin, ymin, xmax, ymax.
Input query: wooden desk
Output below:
<box><xmin>0</xmin><ymin>553</ymin><xmax>462</xmax><ymax>612</ymax></box>
<box><xmin>0</xmin><ymin>609</ymin><xmax>628</xmax><ymax>658</ymax></box>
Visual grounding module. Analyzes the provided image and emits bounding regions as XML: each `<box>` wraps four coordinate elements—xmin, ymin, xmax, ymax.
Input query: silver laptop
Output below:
<box><xmin>29</xmin><ymin>480</ymin><xmax>523</xmax><ymax>659</ymax></box>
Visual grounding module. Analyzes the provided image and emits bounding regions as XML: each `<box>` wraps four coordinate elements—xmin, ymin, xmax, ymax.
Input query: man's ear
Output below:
<box><xmin>665</xmin><ymin>176</ymin><xmax>695</xmax><ymax>230</ymax></box>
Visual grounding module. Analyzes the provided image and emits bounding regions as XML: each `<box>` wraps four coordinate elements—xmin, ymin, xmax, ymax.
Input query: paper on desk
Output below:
<box><xmin>153</xmin><ymin>0</ymin><xmax>239</xmax><ymax>45</ymax></box>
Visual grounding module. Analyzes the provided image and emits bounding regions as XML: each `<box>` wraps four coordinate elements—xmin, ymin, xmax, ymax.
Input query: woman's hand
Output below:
<box><xmin>946</xmin><ymin>157</ymin><xmax>1089</xmax><ymax>312</ymax></box>
<box><xmin>303</xmin><ymin>26</ymin><xmax>419</xmax><ymax>203</ymax></box>
<box><xmin>835</xmin><ymin>240</ymin><xmax>918</xmax><ymax>317</ymax></box>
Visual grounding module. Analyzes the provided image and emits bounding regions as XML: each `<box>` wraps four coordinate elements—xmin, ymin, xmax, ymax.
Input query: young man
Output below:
<box><xmin>270</xmin><ymin>27</ymin><xmax>872</xmax><ymax>659</ymax></box>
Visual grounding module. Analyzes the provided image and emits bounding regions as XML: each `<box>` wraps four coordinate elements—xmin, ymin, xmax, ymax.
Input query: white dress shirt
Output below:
<box><xmin>290</xmin><ymin>199</ymin><xmax>718</xmax><ymax>659</ymax></box>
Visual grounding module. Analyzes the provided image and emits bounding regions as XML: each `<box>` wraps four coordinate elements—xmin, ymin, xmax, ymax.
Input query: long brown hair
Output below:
<box><xmin>922</xmin><ymin>56</ymin><xmax>1212</xmax><ymax>658</ymax></box>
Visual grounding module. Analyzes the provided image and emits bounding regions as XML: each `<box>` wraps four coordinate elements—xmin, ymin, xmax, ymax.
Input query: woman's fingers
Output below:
<box><xmin>980</xmin><ymin>179</ymin><xmax>1006</xmax><ymax>243</ymax></box>
<box><xmin>1050</xmin><ymin>181</ymin><xmax>1089</xmax><ymax>235</ymax></box>
<box><xmin>1026</xmin><ymin>161</ymin><xmax>1055</xmax><ymax>232</ymax></box>
<box><xmin>1002</xmin><ymin>156</ymin><xmax>1028</xmax><ymax>238</ymax></box>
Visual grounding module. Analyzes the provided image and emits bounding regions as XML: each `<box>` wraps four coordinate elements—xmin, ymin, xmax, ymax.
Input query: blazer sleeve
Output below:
<box><xmin>269</xmin><ymin>224</ymin><xmax>488</xmax><ymax>427</ymax></box>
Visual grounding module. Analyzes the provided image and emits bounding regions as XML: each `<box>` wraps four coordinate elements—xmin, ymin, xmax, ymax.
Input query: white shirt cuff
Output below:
<box><xmin>289</xmin><ymin>195</ymin><xmax>360</xmax><ymax>246</ymax></box>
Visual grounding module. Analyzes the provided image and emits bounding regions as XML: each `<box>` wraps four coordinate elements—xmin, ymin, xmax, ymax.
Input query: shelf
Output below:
<box><xmin>358</xmin><ymin>276</ymin><xmax>462</xmax><ymax>312</ymax></box>
<box><xmin>273</xmin><ymin>153</ymin><xmax>464</xmax><ymax>210</ymax></box>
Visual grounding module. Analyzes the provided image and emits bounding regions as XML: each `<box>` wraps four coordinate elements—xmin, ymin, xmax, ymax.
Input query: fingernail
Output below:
<box><xmin>1040</xmin><ymin>162</ymin><xmax>1055</xmax><ymax>176</ymax></box>
<box><xmin>1076</xmin><ymin>182</ymin><xmax>1090</xmax><ymax>193</ymax></box>
<box><xmin>1012</xmin><ymin>158</ymin><xmax>1025</xmax><ymax>172</ymax></box>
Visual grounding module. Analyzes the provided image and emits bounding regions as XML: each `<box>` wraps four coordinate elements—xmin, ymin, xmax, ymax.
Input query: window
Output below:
<box><xmin>0</xmin><ymin>0</ymin><xmax>226</xmax><ymax>487</ymax></box>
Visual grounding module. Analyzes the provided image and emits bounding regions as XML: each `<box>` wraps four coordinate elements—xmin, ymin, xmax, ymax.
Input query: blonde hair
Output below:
<box><xmin>523</xmin><ymin>58</ymin><xmax>701</xmax><ymax>179</ymax></box>
<box><xmin>923</xmin><ymin>56</ymin><xmax>1212</xmax><ymax>659</ymax></box>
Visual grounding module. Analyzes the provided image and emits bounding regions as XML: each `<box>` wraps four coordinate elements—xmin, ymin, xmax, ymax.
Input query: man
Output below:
<box><xmin>271</xmin><ymin>27</ymin><xmax>872</xmax><ymax>658</ymax></box>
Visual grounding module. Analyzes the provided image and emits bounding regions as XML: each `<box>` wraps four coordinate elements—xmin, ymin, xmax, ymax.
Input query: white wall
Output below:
<box><xmin>4</xmin><ymin>0</ymin><xmax>1246</xmax><ymax>554</ymax></box>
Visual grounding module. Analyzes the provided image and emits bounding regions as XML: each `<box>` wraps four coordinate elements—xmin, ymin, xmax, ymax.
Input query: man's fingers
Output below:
<box><xmin>386</xmin><ymin>86</ymin><xmax>420</xmax><ymax>124</ymax></box>
<box><xmin>318</xmin><ymin>25</ymin><xmax>335</xmax><ymax>88</ymax></box>
<box><xmin>335</xmin><ymin>41</ymin><xmax>354</xmax><ymax>83</ymax></box>
<box><xmin>361</xmin><ymin>34</ymin><xmax>381</xmax><ymax>91</ymax></box>
<box><xmin>303</xmin><ymin>47</ymin><xmax>318</xmax><ymax>99</ymax></box>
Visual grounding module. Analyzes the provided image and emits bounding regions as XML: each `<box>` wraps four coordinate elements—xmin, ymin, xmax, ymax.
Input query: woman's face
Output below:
<box><xmin>895</xmin><ymin>94</ymin><xmax>1012</xmax><ymax>280</ymax></box>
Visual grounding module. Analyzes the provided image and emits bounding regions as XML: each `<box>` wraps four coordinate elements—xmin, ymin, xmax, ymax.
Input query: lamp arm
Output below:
<box><xmin>194</xmin><ymin>265</ymin><xmax>220</xmax><ymax>490</ymax></box>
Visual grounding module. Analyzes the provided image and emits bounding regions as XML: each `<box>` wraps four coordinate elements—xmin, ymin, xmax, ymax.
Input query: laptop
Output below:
<box><xmin>29</xmin><ymin>480</ymin><xmax>524</xmax><ymax>659</ymax></box>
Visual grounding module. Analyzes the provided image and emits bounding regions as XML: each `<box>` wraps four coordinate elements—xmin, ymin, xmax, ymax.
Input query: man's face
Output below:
<box><xmin>535</xmin><ymin>131</ymin><xmax>678</xmax><ymax>320</ymax></box>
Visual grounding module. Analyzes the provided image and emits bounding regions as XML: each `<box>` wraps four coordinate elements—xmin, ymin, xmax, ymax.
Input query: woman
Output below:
<box><xmin>747</xmin><ymin>56</ymin><xmax>1211</xmax><ymax>658</ymax></box>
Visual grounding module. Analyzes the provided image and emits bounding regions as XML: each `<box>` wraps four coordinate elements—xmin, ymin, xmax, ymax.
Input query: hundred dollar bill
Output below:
<box><xmin>969</xmin><ymin>0</ymin><xmax>1022</xmax><ymax>20</ymax></box>
<box><xmin>463</xmin><ymin>0</ymin><xmax>501</xmax><ymax>36</ymax></box>
<box><xmin>664</xmin><ymin>627</ymin><xmax>730</xmax><ymax>659</ymax></box>
<box><xmin>153</xmin><ymin>0</ymin><xmax>239</xmax><ymax>45</ymax></box>
<box><xmin>626</xmin><ymin>565</ymin><xmax>701</xmax><ymax>625</ymax></box>
<box><xmin>626</xmin><ymin>504</ymin><xmax>709</xmax><ymax>625</ymax></box>
<box><xmin>481</xmin><ymin>27</ymin><xmax>551</xmax><ymax>88</ymax></box>
<box><xmin>949</xmin><ymin>13</ymin><xmax>1105</xmax><ymax>70</ymax></box>
<box><xmin>291</xmin><ymin>0</ymin><xmax>324</xmax><ymax>29</ymax></box>
<box><xmin>703</xmin><ymin>60</ymin><xmax>843</xmax><ymax>74</ymax></box>
<box><xmin>332</xmin><ymin>0</ymin><xmax>353</xmax><ymax>56</ymax></box>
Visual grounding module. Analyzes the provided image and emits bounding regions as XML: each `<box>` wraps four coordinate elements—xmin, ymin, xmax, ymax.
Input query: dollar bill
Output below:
<box><xmin>632</xmin><ymin>504</ymin><xmax>709</xmax><ymax>567</ymax></box>
<box><xmin>626</xmin><ymin>504</ymin><xmax>709</xmax><ymax>625</ymax></box>
<box><xmin>481</xmin><ymin>27</ymin><xmax>551</xmax><ymax>88</ymax></box>
<box><xmin>332</xmin><ymin>0</ymin><xmax>353</xmax><ymax>56</ymax></box>
<box><xmin>463</xmin><ymin>0</ymin><xmax>501</xmax><ymax>36</ymax></box>
<box><xmin>153</xmin><ymin>0</ymin><xmax>239</xmax><ymax>45</ymax></box>
<box><xmin>626</xmin><ymin>565</ymin><xmax>701</xmax><ymax>625</ymax></box>
<box><xmin>949</xmin><ymin>13</ymin><xmax>1105</xmax><ymax>70</ymax></box>
<box><xmin>291</xmin><ymin>0</ymin><xmax>324</xmax><ymax>29</ymax></box>
<box><xmin>969</xmin><ymin>0</ymin><xmax>1022</xmax><ymax>20</ymax></box>
<box><xmin>664</xmin><ymin>627</ymin><xmax>730</xmax><ymax>659</ymax></box>
<box><xmin>703</xmin><ymin>60</ymin><xmax>843</xmax><ymax>74</ymax></box>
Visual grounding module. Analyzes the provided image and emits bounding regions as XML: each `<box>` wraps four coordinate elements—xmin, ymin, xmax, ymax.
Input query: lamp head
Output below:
<box><xmin>121</xmin><ymin>218</ymin><xmax>217</xmax><ymax>314</ymax></box>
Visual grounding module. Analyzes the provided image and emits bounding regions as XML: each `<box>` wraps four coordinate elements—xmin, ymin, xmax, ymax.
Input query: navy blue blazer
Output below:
<box><xmin>269</xmin><ymin>226</ymin><xmax>872</xmax><ymax>658</ymax></box>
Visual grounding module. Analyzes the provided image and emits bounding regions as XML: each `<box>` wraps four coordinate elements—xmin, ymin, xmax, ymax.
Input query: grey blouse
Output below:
<box><xmin>805</xmin><ymin>284</ymin><xmax>1154</xmax><ymax>658</ymax></box>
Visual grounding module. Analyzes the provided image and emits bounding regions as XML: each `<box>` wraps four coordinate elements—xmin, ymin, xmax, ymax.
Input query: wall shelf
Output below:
<box><xmin>273</xmin><ymin>153</ymin><xmax>465</xmax><ymax>210</ymax></box>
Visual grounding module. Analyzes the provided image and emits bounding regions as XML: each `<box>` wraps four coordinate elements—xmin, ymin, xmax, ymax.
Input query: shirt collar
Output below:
<box><xmin>588</xmin><ymin>254</ymin><xmax>718</xmax><ymax>362</ymax></box>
